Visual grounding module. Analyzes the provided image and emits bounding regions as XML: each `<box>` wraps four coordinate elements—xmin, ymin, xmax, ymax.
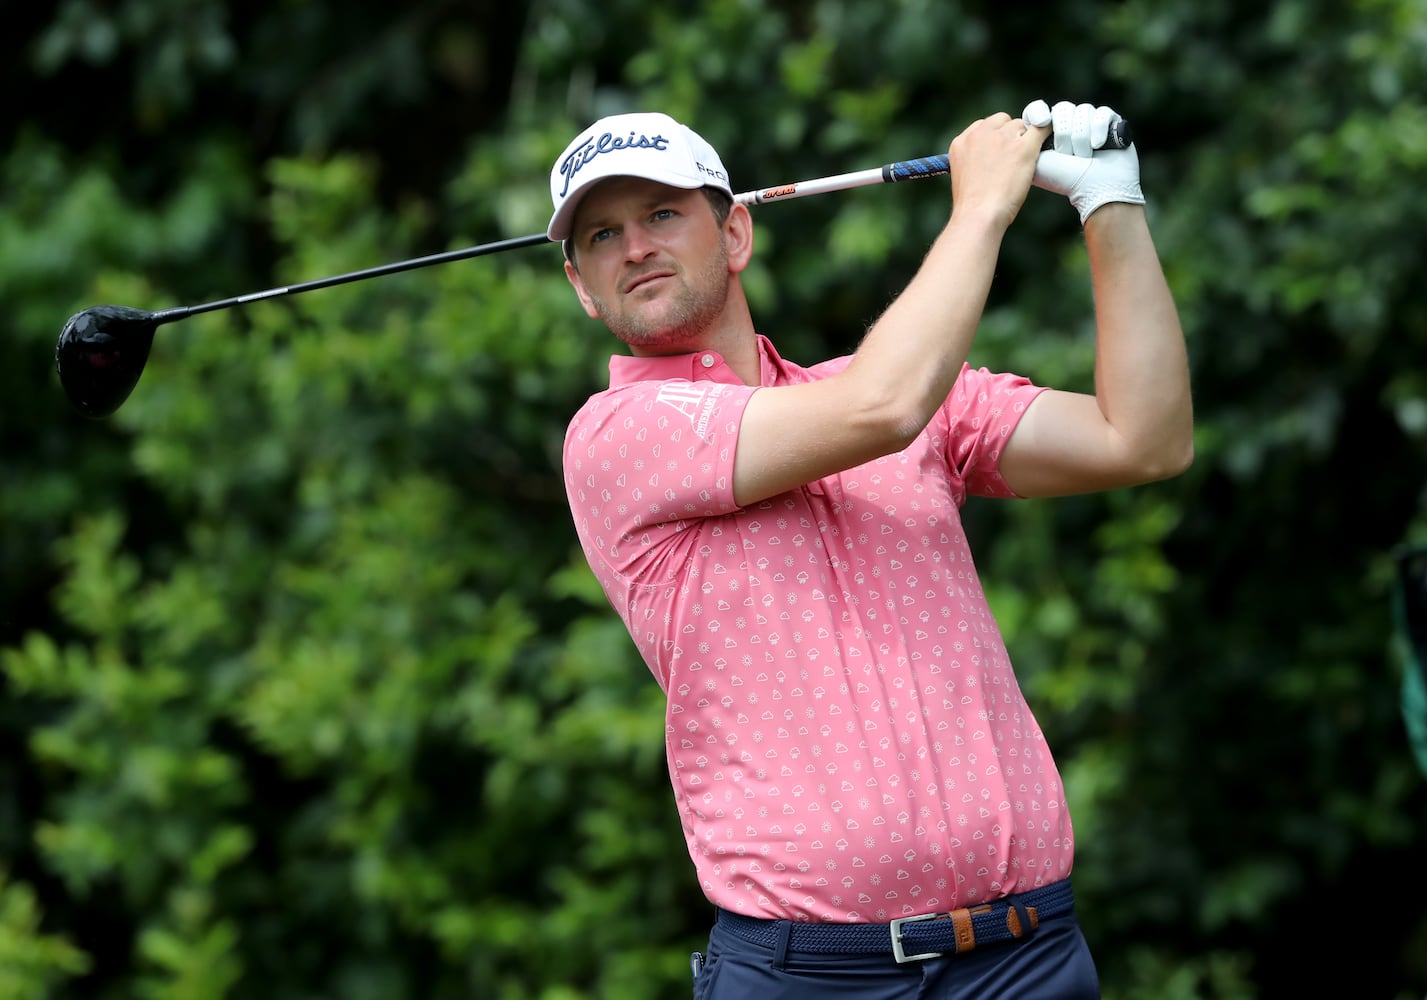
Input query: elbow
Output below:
<box><xmin>835</xmin><ymin>353</ymin><xmax>952</xmax><ymax>457</ymax></box>
<box><xmin>870</xmin><ymin>397</ymin><xmax>934</xmax><ymax>455</ymax></box>
<box><xmin>1141</xmin><ymin>431</ymin><xmax>1195</xmax><ymax>483</ymax></box>
<box><xmin>1174</xmin><ymin>436</ymin><xmax>1196</xmax><ymax>476</ymax></box>
<box><xmin>1166</xmin><ymin>414</ymin><xmax>1196</xmax><ymax>477</ymax></box>
<box><xmin>837</xmin><ymin>377</ymin><xmax>935</xmax><ymax>457</ymax></box>
<box><xmin>1132</xmin><ymin>399</ymin><xmax>1195</xmax><ymax>483</ymax></box>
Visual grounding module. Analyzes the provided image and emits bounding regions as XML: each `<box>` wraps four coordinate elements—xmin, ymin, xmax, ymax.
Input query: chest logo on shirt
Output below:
<box><xmin>656</xmin><ymin>382</ymin><xmax>722</xmax><ymax>441</ymax></box>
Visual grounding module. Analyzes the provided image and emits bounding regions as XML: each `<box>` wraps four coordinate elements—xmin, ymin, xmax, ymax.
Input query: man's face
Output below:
<box><xmin>564</xmin><ymin>179</ymin><xmax>732</xmax><ymax>354</ymax></box>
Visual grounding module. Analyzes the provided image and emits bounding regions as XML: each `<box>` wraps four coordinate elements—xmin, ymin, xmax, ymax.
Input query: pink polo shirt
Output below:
<box><xmin>563</xmin><ymin>335</ymin><xmax>1071</xmax><ymax>924</ymax></box>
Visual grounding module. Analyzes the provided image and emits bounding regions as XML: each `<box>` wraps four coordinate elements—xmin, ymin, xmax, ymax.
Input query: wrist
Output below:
<box><xmin>1082</xmin><ymin>200</ymin><xmax>1147</xmax><ymax>229</ymax></box>
<box><xmin>944</xmin><ymin>203</ymin><xmax>1014</xmax><ymax>244</ymax></box>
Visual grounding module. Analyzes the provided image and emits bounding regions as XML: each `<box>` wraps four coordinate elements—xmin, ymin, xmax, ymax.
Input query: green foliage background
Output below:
<box><xmin>3</xmin><ymin>1</ymin><xmax>1426</xmax><ymax>997</ymax></box>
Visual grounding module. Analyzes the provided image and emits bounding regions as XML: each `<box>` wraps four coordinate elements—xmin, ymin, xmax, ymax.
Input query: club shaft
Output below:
<box><xmin>153</xmin><ymin>159</ymin><xmax>953</xmax><ymax>322</ymax></box>
<box><xmin>737</xmin><ymin>157</ymin><xmax>950</xmax><ymax>206</ymax></box>
<box><xmin>735</xmin><ymin>118</ymin><xmax>1132</xmax><ymax>207</ymax></box>
<box><xmin>154</xmin><ymin>232</ymin><xmax>554</xmax><ymax>322</ymax></box>
<box><xmin>149</xmin><ymin>122</ymin><xmax>1133</xmax><ymax>321</ymax></box>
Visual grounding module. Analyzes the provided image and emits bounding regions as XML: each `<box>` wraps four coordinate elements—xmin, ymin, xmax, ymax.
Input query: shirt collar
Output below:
<box><xmin>606</xmin><ymin>334</ymin><xmax>789</xmax><ymax>388</ymax></box>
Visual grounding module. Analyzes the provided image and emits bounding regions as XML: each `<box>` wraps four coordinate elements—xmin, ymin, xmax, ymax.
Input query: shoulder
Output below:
<box><xmin>566</xmin><ymin>378</ymin><xmax>756</xmax><ymax>446</ymax></box>
<box><xmin>948</xmin><ymin>365</ymin><xmax>1044</xmax><ymax>417</ymax></box>
<box><xmin>800</xmin><ymin>354</ymin><xmax>853</xmax><ymax>380</ymax></box>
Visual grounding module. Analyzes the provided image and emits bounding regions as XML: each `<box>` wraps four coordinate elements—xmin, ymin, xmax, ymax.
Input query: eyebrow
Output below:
<box><xmin>575</xmin><ymin>190</ymin><xmax>688</xmax><ymax>238</ymax></box>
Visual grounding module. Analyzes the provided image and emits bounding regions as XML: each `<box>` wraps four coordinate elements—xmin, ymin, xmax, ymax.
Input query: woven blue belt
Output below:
<box><xmin>715</xmin><ymin>879</ymin><xmax>1074</xmax><ymax>964</ymax></box>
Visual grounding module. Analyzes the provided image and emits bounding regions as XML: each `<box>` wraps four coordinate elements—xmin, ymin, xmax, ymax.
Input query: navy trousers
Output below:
<box><xmin>690</xmin><ymin>904</ymin><xmax>1099</xmax><ymax>999</ymax></box>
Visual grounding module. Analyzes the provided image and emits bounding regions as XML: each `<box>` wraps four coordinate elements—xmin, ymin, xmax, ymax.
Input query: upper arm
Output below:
<box><xmin>732</xmin><ymin>375</ymin><xmax>916</xmax><ymax>507</ymax></box>
<box><xmin>999</xmin><ymin>388</ymin><xmax>1173</xmax><ymax>498</ymax></box>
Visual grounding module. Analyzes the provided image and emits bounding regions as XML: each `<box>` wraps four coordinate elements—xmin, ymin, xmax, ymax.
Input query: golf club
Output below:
<box><xmin>56</xmin><ymin>120</ymin><xmax>1131</xmax><ymax>418</ymax></box>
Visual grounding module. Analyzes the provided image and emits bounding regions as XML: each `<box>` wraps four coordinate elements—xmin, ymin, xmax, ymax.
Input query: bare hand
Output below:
<box><xmin>947</xmin><ymin>112</ymin><xmax>1051</xmax><ymax>228</ymax></box>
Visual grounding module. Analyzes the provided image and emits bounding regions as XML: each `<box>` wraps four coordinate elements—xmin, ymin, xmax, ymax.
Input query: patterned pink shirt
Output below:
<box><xmin>563</xmin><ymin>335</ymin><xmax>1071</xmax><ymax>923</ymax></box>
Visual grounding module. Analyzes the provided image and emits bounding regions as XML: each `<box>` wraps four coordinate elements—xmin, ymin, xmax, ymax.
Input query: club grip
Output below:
<box><xmin>1042</xmin><ymin>117</ymin><xmax>1133</xmax><ymax>151</ymax></box>
<box><xmin>883</xmin><ymin>118</ymin><xmax>1134</xmax><ymax>184</ymax></box>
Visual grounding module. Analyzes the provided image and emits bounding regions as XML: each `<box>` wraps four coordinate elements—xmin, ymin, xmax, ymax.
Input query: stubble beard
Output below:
<box><xmin>592</xmin><ymin>242</ymin><xmax>731</xmax><ymax>352</ymax></box>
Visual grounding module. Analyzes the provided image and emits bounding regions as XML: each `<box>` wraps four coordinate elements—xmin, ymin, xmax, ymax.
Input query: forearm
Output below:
<box><xmin>732</xmin><ymin>113</ymin><xmax>1044</xmax><ymax>505</ymax></box>
<box><xmin>1085</xmin><ymin>203</ymin><xmax>1194</xmax><ymax>475</ymax></box>
<box><xmin>843</xmin><ymin>207</ymin><xmax>1009</xmax><ymax>442</ymax></box>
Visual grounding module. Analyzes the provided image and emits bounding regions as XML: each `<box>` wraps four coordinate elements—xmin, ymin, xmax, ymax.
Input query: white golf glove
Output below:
<box><xmin>1023</xmin><ymin>99</ymin><xmax>1145</xmax><ymax>224</ymax></box>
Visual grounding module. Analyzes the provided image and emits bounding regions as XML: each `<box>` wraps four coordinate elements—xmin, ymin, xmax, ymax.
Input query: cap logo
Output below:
<box><xmin>696</xmin><ymin>161</ymin><xmax>727</xmax><ymax>182</ymax></box>
<box><xmin>558</xmin><ymin>130</ymin><xmax>672</xmax><ymax>199</ymax></box>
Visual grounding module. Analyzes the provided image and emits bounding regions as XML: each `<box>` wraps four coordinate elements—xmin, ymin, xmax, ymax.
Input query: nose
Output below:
<box><xmin>621</xmin><ymin>220</ymin><xmax>657</xmax><ymax>262</ymax></box>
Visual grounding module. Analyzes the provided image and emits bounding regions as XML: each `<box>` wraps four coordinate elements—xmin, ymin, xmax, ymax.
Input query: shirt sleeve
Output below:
<box><xmin>943</xmin><ymin>364</ymin><xmax>1048</xmax><ymax>499</ymax></box>
<box><xmin>563</xmin><ymin>378</ymin><xmax>758</xmax><ymax>580</ymax></box>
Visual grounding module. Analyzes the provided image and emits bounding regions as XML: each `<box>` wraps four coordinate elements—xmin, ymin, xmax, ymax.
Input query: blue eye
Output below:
<box><xmin>590</xmin><ymin>228</ymin><xmax>614</xmax><ymax>245</ymax></box>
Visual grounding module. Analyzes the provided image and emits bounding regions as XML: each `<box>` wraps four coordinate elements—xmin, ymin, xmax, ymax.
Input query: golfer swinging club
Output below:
<box><xmin>550</xmin><ymin>99</ymin><xmax>1192</xmax><ymax>998</ymax></box>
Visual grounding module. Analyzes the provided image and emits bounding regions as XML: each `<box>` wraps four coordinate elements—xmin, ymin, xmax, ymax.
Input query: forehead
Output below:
<box><xmin>572</xmin><ymin>177</ymin><xmax>700</xmax><ymax>229</ymax></box>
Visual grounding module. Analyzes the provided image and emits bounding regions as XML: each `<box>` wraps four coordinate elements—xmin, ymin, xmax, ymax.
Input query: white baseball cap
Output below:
<box><xmin>547</xmin><ymin>111</ymin><xmax>733</xmax><ymax>241</ymax></box>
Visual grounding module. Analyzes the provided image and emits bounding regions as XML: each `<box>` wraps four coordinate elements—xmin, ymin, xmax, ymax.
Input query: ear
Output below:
<box><xmin>564</xmin><ymin>259</ymin><xmax>601</xmax><ymax>319</ymax></box>
<box><xmin>723</xmin><ymin>202</ymin><xmax>755</xmax><ymax>274</ymax></box>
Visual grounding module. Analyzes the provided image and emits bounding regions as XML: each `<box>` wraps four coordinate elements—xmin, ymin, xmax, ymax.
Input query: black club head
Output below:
<box><xmin>55</xmin><ymin>305</ymin><xmax>160</xmax><ymax>418</ymax></box>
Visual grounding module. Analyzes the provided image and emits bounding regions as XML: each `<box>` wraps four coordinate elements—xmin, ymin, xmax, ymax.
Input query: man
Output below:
<box><xmin>549</xmin><ymin>101</ymin><xmax>1192</xmax><ymax>998</ymax></box>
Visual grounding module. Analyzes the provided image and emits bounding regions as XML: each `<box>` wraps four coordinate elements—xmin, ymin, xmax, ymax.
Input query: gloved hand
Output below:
<box><xmin>1023</xmin><ymin>99</ymin><xmax>1145</xmax><ymax>225</ymax></box>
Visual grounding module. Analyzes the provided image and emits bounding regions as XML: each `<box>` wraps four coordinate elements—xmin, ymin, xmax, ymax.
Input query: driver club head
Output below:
<box><xmin>55</xmin><ymin>305</ymin><xmax>161</xmax><ymax>418</ymax></box>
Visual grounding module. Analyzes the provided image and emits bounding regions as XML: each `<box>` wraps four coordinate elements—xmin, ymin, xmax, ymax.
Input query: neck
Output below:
<box><xmin>629</xmin><ymin>282</ymin><xmax>761</xmax><ymax>385</ymax></box>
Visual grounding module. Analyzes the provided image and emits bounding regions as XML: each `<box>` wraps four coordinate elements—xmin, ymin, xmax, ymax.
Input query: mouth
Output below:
<box><xmin>623</xmin><ymin>270</ymin><xmax>674</xmax><ymax>295</ymax></box>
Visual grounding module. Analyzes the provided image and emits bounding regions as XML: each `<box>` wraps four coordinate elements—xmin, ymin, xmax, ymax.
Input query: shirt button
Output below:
<box><xmin>701</xmin><ymin>354</ymin><xmax>716</xmax><ymax>368</ymax></box>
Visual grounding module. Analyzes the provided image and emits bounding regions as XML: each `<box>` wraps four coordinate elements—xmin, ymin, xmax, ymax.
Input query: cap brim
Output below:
<box><xmin>547</xmin><ymin>175</ymin><xmax>712</xmax><ymax>242</ymax></box>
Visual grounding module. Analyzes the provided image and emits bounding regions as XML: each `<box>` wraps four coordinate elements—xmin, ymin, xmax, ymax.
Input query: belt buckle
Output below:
<box><xmin>889</xmin><ymin>912</ymin><xmax>944</xmax><ymax>963</ymax></box>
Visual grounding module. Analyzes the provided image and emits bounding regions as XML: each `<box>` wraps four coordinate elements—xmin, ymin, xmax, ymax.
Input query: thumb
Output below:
<box><xmin>1021</xmin><ymin>99</ymin><xmax>1052</xmax><ymax>127</ymax></box>
<box><xmin>1032</xmin><ymin>149</ymin><xmax>1093</xmax><ymax>195</ymax></box>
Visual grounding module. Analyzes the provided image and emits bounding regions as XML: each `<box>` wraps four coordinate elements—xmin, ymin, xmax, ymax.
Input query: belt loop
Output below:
<box><xmin>1007</xmin><ymin>900</ymin><xmax>1037</xmax><ymax>940</ymax></box>
<box><xmin>771</xmin><ymin>920</ymin><xmax>793</xmax><ymax>970</ymax></box>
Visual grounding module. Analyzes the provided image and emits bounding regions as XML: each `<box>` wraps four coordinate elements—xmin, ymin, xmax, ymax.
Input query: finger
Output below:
<box><xmin>1051</xmin><ymin>101</ymin><xmax>1075</xmax><ymax>155</ymax></box>
<box><xmin>1072</xmin><ymin>103</ymin><xmax>1094</xmax><ymax>158</ymax></box>
<box><xmin>1090</xmin><ymin>106</ymin><xmax>1117</xmax><ymax>150</ymax></box>
<box><xmin>1020</xmin><ymin>118</ymin><xmax>1052</xmax><ymax>148</ymax></box>
<box><xmin>1032</xmin><ymin>148</ymin><xmax>1093</xmax><ymax>194</ymax></box>
<box><xmin>1022</xmin><ymin>99</ymin><xmax>1052</xmax><ymax>128</ymax></box>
